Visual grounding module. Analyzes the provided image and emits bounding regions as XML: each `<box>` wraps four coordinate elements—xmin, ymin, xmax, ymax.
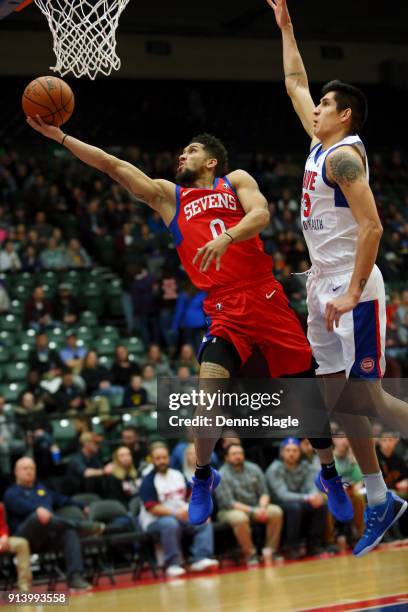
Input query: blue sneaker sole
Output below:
<box><xmin>353</xmin><ymin>499</ymin><xmax>408</xmax><ymax>558</ymax></box>
<box><xmin>315</xmin><ymin>474</ymin><xmax>354</xmax><ymax>523</ymax></box>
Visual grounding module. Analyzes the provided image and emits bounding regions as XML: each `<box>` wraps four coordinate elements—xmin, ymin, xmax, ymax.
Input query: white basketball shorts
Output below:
<box><xmin>306</xmin><ymin>264</ymin><xmax>386</xmax><ymax>378</ymax></box>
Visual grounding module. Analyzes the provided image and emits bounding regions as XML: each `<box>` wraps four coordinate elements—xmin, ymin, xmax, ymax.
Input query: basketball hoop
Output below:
<box><xmin>34</xmin><ymin>0</ymin><xmax>130</xmax><ymax>80</ymax></box>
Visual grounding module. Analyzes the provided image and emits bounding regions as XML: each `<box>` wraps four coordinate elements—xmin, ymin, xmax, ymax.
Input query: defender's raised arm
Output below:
<box><xmin>26</xmin><ymin>115</ymin><xmax>176</xmax><ymax>222</ymax></box>
<box><xmin>267</xmin><ymin>0</ymin><xmax>316</xmax><ymax>142</ymax></box>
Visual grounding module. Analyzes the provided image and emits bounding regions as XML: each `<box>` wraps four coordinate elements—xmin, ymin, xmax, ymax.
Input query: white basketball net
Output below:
<box><xmin>34</xmin><ymin>0</ymin><xmax>130</xmax><ymax>80</ymax></box>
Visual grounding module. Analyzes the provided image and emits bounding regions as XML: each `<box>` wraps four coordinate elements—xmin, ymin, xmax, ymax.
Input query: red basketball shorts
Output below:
<box><xmin>199</xmin><ymin>274</ymin><xmax>312</xmax><ymax>377</ymax></box>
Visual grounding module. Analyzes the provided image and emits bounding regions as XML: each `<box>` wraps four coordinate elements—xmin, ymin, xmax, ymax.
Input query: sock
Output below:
<box><xmin>363</xmin><ymin>472</ymin><xmax>388</xmax><ymax>507</ymax></box>
<box><xmin>195</xmin><ymin>464</ymin><xmax>211</xmax><ymax>481</ymax></box>
<box><xmin>321</xmin><ymin>461</ymin><xmax>338</xmax><ymax>481</ymax></box>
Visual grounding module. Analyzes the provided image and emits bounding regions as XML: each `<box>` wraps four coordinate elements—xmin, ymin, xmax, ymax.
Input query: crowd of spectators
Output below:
<box><xmin>1</xmin><ymin>430</ymin><xmax>406</xmax><ymax>590</ymax></box>
<box><xmin>0</xmin><ymin>141</ymin><xmax>407</xmax><ymax>588</ymax></box>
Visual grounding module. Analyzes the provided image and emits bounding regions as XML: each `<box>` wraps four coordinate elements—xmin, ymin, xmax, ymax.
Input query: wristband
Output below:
<box><xmin>61</xmin><ymin>133</ymin><xmax>69</xmax><ymax>146</ymax></box>
<box><xmin>224</xmin><ymin>231</ymin><xmax>234</xmax><ymax>243</ymax></box>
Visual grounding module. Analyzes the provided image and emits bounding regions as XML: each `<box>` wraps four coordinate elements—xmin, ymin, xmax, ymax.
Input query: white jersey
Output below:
<box><xmin>301</xmin><ymin>135</ymin><xmax>369</xmax><ymax>272</ymax></box>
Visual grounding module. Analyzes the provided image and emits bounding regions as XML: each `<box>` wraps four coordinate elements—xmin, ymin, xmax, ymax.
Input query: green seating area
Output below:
<box><xmin>0</xmin><ymin>267</ymin><xmax>152</xmax><ymax>392</ymax></box>
<box><xmin>0</xmin><ymin>267</ymin><xmax>124</xmax><ymax>320</ymax></box>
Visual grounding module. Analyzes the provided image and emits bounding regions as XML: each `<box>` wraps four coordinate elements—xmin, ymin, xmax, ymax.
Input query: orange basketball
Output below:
<box><xmin>22</xmin><ymin>76</ymin><xmax>75</xmax><ymax>127</ymax></box>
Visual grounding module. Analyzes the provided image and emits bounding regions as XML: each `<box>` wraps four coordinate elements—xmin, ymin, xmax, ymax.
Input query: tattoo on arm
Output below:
<box><xmin>328</xmin><ymin>151</ymin><xmax>364</xmax><ymax>186</ymax></box>
<box><xmin>285</xmin><ymin>71</ymin><xmax>304</xmax><ymax>78</ymax></box>
<box><xmin>359</xmin><ymin>279</ymin><xmax>367</xmax><ymax>292</ymax></box>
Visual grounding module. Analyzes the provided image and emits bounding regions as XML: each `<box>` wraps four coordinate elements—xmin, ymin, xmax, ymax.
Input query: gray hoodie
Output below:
<box><xmin>265</xmin><ymin>459</ymin><xmax>318</xmax><ymax>502</ymax></box>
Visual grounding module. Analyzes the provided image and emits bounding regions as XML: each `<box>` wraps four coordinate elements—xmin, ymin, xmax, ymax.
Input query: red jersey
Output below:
<box><xmin>169</xmin><ymin>176</ymin><xmax>273</xmax><ymax>291</ymax></box>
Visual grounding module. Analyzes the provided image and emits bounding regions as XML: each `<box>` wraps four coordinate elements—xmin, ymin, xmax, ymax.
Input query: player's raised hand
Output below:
<box><xmin>266</xmin><ymin>0</ymin><xmax>291</xmax><ymax>30</ymax></box>
<box><xmin>325</xmin><ymin>293</ymin><xmax>359</xmax><ymax>332</ymax></box>
<box><xmin>26</xmin><ymin>114</ymin><xmax>63</xmax><ymax>142</ymax></box>
<box><xmin>193</xmin><ymin>233</ymin><xmax>232</xmax><ymax>273</ymax></box>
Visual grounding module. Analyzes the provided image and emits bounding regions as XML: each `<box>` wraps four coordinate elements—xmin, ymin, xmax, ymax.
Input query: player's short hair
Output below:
<box><xmin>190</xmin><ymin>133</ymin><xmax>229</xmax><ymax>176</ymax></box>
<box><xmin>321</xmin><ymin>80</ymin><xmax>368</xmax><ymax>134</ymax></box>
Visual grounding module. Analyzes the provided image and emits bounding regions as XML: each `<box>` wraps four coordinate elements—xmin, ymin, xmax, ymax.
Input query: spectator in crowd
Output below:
<box><xmin>175</xmin><ymin>344</ymin><xmax>199</xmax><ymax>375</ymax></box>
<box><xmin>24</xmin><ymin>288</ymin><xmax>54</xmax><ymax>330</ymax></box>
<box><xmin>26</xmin><ymin>228</ymin><xmax>40</xmax><ymax>253</ymax></box>
<box><xmin>53</xmin><ymin>284</ymin><xmax>81</xmax><ymax>326</ymax></box>
<box><xmin>80</xmin><ymin>351</ymin><xmax>122</xmax><ymax>409</ymax></box>
<box><xmin>105</xmin><ymin>446</ymin><xmax>141</xmax><ymax>509</ymax></box>
<box><xmin>15</xmin><ymin>391</ymin><xmax>64</xmax><ymax>478</ymax></box>
<box><xmin>172</xmin><ymin>366</ymin><xmax>196</xmax><ymax>396</ymax></box>
<box><xmin>158</xmin><ymin>264</ymin><xmax>179</xmax><ymax>349</ymax></box>
<box><xmin>11</xmin><ymin>223</ymin><xmax>26</xmax><ymax>251</ymax></box>
<box><xmin>141</xmin><ymin>364</ymin><xmax>158</xmax><ymax>405</ymax></box>
<box><xmin>59</xmin><ymin>333</ymin><xmax>87</xmax><ymax>371</ymax></box>
<box><xmin>131</xmin><ymin>262</ymin><xmax>159</xmax><ymax>346</ymax></box>
<box><xmin>33</xmin><ymin>211</ymin><xmax>53</xmax><ymax>240</ymax></box>
<box><xmin>21</xmin><ymin>245</ymin><xmax>41</xmax><ymax>273</ymax></box>
<box><xmin>4</xmin><ymin>457</ymin><xmax>104</xmax><ymax>590</ymax></box>
<box><xmin>111</xmin><ymin>345</ymin><xmax>141</xmax><ymax>387</ymax></box>
<box><xmin>0</xmin><ymin>502</ymin><xmax>32</xmax><ymax>592</ymax></box>
<box><xmin>146</xmin><ymin>344</ymin><xmax>172</xmax><ymax>377</ymax></box>
<box><xmin>66</xmin><ymin>432</ymin><xmax>107</xmax><ymax>493</ymax></box>
<box><xmin>120</xmin><ymin>426</ymin><xmax>148</xmax><ymax>469</ymax></box>
<box><xmin>377</xmin><ymin>434</ymin><xmax>408</xmax><ymax>494</ymax></box>
<box><xmin>266</xmin><ymin>438</ymin><xmax>327</xmax><ymax>559</ymax></box>
<box><xmin>300</xmin><ymin>438</ymin><xmax>321</xmax><ymax>475</ymax></box>
<box><xmin>122</xmin><ymin>375</ymin><xmax>148</xmax><ymax>409</ymax></box>
<box><xmin>171</xmin><ymin>281</ymin><xmax>206</xmax><ymax>350</ymax></box>
<box><xmin>52</xmin><ymin>369</ymin><xmax>86</xmax><ymax>414</ymax></box>
<box><xmin>139</xmin><ymin>444</ymin><xmax>218</xmax><ymax>577</ymax></box>
<box><xmin>65</xmin><ymin>238</ymin><xmax>91</xmax><ymax>269</ymax></box>
<box><xmin>39</xmin><ymin>236</ymin><xmax>66</xmax><ymax>270</ymax></box>
<box><xmin>0</xmin><ymin>282</ymin><xmax>10</xmax><ymax>313</ymax></box>
<box><xmin>333</xmin><ymin>438</ymin><xmax>364</xmax><ymax>486</ymax></box>
<box><xmin>115</xmin><ymin>222</ymin><xmax>136</xmax><ymax>257</ymax></box>
<box><xmin>80</xmin><ymin>350</ymin><xmax>113</xmax><ymax>395</ymax></box>
<box><xmin>215</xmin><ymin>443</ymin><xmax>283</xmax><ymax>563</ymax></box>
<box><xmin>0</xmin><ymin>240</ymin><xmax>21</xmax><ymax>272</ymax></box>
<box><xmin>0</xmin><ymin>395</ymin><xmax>25</xmax><ymax>474</ymax></box>
<box><xmin>28</xmin><ymin>332</ymin><xmax>64</xmax><ymax>379</ymax></box>
<box><xmin>79</xmin><ymin>199</ymin><xmax>105</xmax><ymax>254</ymax></box>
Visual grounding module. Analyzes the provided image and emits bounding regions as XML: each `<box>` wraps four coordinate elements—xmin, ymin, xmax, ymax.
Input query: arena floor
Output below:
<box><xmin>21</xmin><ymin>543</ymin><xmax>408</xmax><ymax>612</ymax></box>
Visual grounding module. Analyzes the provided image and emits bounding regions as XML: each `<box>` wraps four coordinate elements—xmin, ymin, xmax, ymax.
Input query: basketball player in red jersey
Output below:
<box><xmin>27</xmin><ymin>118</ymin><xmax>352</xmax><ymax>533</ymax></box>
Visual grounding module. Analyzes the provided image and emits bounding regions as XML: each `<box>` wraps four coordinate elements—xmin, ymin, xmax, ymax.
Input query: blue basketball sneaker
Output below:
<box><xmin>188</xmin><ymin>468</ymin><xmax>221</xmax><ymax>525</ymax></box>
<box><xmin>315</xmin><ymin>471</ymin><xmax>354</xmax><ymax>522</ymax></box>
<box><xmin>353</xmin><ymin>491</ymin><xmax>408</xmax><ymax>557</ymax></box>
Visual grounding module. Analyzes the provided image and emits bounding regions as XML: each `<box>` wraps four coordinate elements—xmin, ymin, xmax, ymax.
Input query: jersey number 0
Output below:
<box><xmin>210</xmin><ymin>218</ymin><xmax>227</xmax><ymax>239</ymax></box>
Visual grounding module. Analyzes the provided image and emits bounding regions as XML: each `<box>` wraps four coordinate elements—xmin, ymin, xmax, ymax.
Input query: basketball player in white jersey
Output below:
<box><xmin>269</xmin><ymin>0</ymin><xmax>407</xmax><ymax>556</ymax></box>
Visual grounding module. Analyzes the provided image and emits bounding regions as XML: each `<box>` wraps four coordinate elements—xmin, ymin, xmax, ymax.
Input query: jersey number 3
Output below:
<box><xmin>302</xmin><ymin>192</ymin><xmax>312</xmax><ymax>218</ymax></box>
<box><xmin>210</xmin><ymin>218</ymin><xmax>226</xmax><ymax>239</ymax></box>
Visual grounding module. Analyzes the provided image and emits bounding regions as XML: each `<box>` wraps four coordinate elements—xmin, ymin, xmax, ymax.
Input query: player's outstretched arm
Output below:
<box><xmin>267</xmin><ymin>0</ymin><xmax>317</xmax><ymax>143</ymax></box>
<box><xmin>324</xmin><ymin>147</ymin><xmax>383</xmax><ymax>331</ymax></box>
<box><xmin>26</xmin><ymin>115</ymin><xmax>176</xmax><ymax>214</ymax></box>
